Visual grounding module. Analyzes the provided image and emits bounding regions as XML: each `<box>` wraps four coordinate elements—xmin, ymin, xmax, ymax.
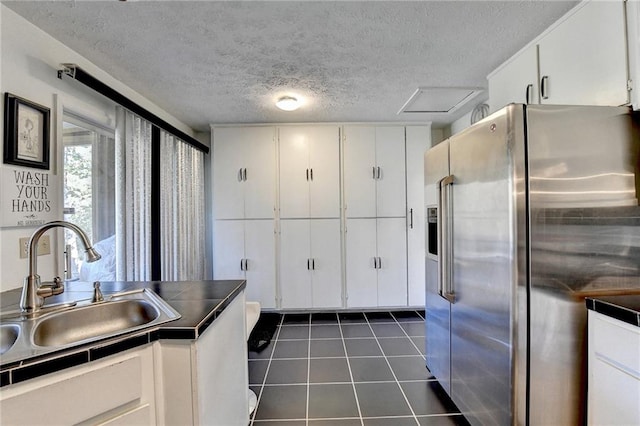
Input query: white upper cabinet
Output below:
<box><xmin>278</xmin><ymin>126</ymin><xmax>341</xmax><ymax>219</ymax></box>
<box><xmin>343</xmin><ymin>126</ymin><xmax>406</xmax><ymax>218</ymax></box>
<box><xmin>537</xmin><ymin>1</ymin><xmax>628</xmax><ymax>106</ymax></box>
<box><xmin>212</xmin><ymin>127</ymin><xmax>276</xmax><ymax>219</ymax></box>
<box><xmin>488</xmin><ymin>0</ymin><xmax>630</xmax><ymax>111</ymax></box>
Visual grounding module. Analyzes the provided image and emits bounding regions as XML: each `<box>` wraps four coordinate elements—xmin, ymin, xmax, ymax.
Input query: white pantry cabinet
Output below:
<box><xmin>213</xmin><ymin>219</ymin><xmax>276</xmax><ymax>308</ymax></box>
<box><xmin>345</xmin><ymin>218</ymin><xmax>407</xmax><ymax>308</ymax></box>
<box><xmin>0</xmin><ymin>344</ymin><xmax>157</xmax><ymax>425</ymax></box>
<box><xmin>488</xmin><ymin>0</ymin><xmax>629</xmax><ymax>112</ymax></box>
<box><xmin>212</xmin><ymin>126</ymin><xmax>276</xmax><ymax>220</ymax></box>
<box><xmin>278</xmin><ymin>126</ymin><xmax>341</xmax><ymax>219</ymax></box>
<box><xmin>279</xmin><ymin>219</ymin><xmax>342</xmax><ymax>309</ymax></box>
<box><xmin>343</xmin><ymin>126</ymin><xmax>406</xmax><ymax>218</ymax></box>
<box><xmin>587</xmin><ymin>310</ymin><xmax>640</xmax><ymax>425</ymax></box>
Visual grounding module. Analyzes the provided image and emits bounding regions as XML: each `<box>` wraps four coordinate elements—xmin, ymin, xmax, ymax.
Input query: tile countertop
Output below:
<box><xmin>586</xmin><ymin>294</ymin><xmax>640</xmax><ymax>328</ymax></box>
<box><xmin>0</xmin><ymin>280</ymin><xmax>246</xmax><ymax>387</ymax></box>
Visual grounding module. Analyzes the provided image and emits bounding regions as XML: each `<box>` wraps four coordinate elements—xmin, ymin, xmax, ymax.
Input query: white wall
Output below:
<box><xmin>0</xmin><ymin>5</ymin><xmax>195</xmax><ymax>292</ymax></box>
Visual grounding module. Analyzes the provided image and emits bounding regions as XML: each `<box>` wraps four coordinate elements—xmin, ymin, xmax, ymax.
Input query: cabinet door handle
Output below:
<box><xmin>377</xmin><ymin>167</ymin><xmax>381</xmax><ymax>179</ymax></box>
<box><xmin>238</xmin><ymin>168</ymin><xmax>243</xmax><ymax>182</ymax></box>
<box><xmin>540</xmin><ymin>76</ymin><xmax>549</xmax><ymax>100</ymax></box>
<box><xmin>240</xmin><ymin>259</ymin><xmax>244</xmax><ymax>271</ymax></box>
<box><xmin>312</xmin><ymin>259</ymin><xmax>315</xmax><ymax>270</ymax></box>
<box><xmin>378</xmin><ymin>257</ymin><xmax>382</xmax><ymax>269</ymax></box>
<box><xmin>373</xmin><ymin>257</ymin><xmax>378</xmax><ymax>269</ymax></box>
<box><xmin>310</xmin><ymin>168</ymin><xmax>313</xmax><ymax>181</ymax></box>
<box><xmin>306</xmin><ymin>168</ymin><xmax>309</xmax><ymax>181</ymax></box>
<box><xmin>409</xmin><ymin>208</ymin><xmax>414</xmax><ymax>229</ymax></box>
<box><xmin>372</xmin><ymin>166</ymin><xmax>377</xmax><ymax>179</ymax></box>
<box><xmin>525</xmin><ymin>84</ymin><xmax>533</xmax><ymax>104</ymax></box>
<box><xmin>307</xmin><ymin>259</ymin><xmax>310</xmax><ymax>270</ymax></box>
<box><xmin>244</xmin><ymin>259</ymin><xmax>248</xmax><ymax>271</ymax></box>
<box><xmin>243</xmin><ymin>168</ymin><xmax>247</xmax><ymax>181</ymax></box>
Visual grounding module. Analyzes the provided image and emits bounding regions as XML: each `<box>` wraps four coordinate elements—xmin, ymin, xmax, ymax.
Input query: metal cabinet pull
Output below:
<box><xmin>306</xmin><ymin>168</ymin><xmax>309</xmax><ymax>181</ymax></box>
<box><xmin>243</xmin><ymin>168</ymin><xmax>247</xmax><ymax>181</ymax></box>
<box><xmin>244</xmin><ymin>259</ymin><xmax>248</xmax><ymax>271</ymax></box>
<box><xmin>238</xmin><ymin>168</ymin><xmax>243</xmax><ymax>182</ymax></box>
<box><xmin>310</xmin><ymin>168</ymin><xmax>313</xmax><ymax>181</ymax></box>
<box><xmin>373</xmin><ymin>257</ymin><xmax>377</xmax><ymax>269</ymax></box>
<box><xmin>439</xmin><ymin>175</ymin><xmax>455</xmax><ymax>303</ymax></box>
<box><xmin>378</xmin><ymin>257</ymin><xmax>382</xmax><ymax>269</ymax></box>
<box><xmin>525</xmin><ymin>84</ymin><xmax>533</xmax><ymax>104</ymax></box>
<box><xmin>377</xmin><ymin>167</ymin><xmax>381</xmax><ymax>179</ymax></box>
<box><xmin>240</xmin><ymin>259</ymin><xmax>244</xmax><ymax>271</ymax></box>
<box><xmin>312</xmin><ymin>259</ymin><xmax>315</xmax><ymax>270</ymax></box>
<box><xmin>307</xmin><ymin>259</ymin><xmax>310</xmax><ymax>270</ymax></box>
<box><xmin>409</xmin><ymin>208</ymin><xmax>414</xmax><ymax>229</ymax></box>
<box><xmin>372</xmin><ymin>166</ymin><xmax>377</xmax><ymax>179</ymax></box>
<box><xmin>540</xmin><ymin>76</ymin><xmax>549</xmax><ymax>100</ymax></box>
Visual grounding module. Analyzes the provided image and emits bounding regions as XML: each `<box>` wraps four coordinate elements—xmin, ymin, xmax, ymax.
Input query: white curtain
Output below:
<box><xmin>115</xmin><ymin>107</ymin><xmax>152</xmax><ymax>281</ymax></box>
<box><xmin>160</xmin><ymin>130</ymin><xmax>206</xmax><ymax>280</ymax></box>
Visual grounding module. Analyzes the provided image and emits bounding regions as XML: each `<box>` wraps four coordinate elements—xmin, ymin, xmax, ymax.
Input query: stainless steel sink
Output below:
<box><xmin>33</xmin><ymin>299</ymin><xmax>160</xmax><ymax>347</ymax></box>
<box><xmin>0</xmin><ymin>288</ymin><xmax>180</xmax><ymax>365</ymax></box>
<box><xmin>0</xmin><ymin>324</ymin><xmax>19</xmax><ymax>355</ymax></box>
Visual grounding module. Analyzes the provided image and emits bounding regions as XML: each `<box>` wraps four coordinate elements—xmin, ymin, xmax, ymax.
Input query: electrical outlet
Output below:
<box><xmin>19</xmin><ymin>235</ymin><xmax>51</xmax><ymax>259</ymax></box>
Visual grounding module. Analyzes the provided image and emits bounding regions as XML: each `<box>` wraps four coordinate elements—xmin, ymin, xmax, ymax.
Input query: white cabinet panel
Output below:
<box><xmin>488</xmin><ymin>44</ymin><xmax>539</xmax><ymax>113</ymax></box>
<box><xmin>279</xmin><ymin>219</ymin><xmax>341</xmax><ymax>309</ymax></box>
<box><xmin>377</xmin><ymin>217</ymin><xmax>407</xmax><ymax>307</ymax></box>
<box><xmin>406</xmin><ymin>126</ymin><xmax>430</xmax><ymax>307</ymax></box>
<box><xmin>213</xmin><ymin>127</ymin><xmax>276</xmax><ymax>220</ymax></box>
<box><xmin>213</xmin><ymin>220</ymin><xmax>276</xmax><ymax>308</ymax></box>
<box><xmin>344</xmin><ymin>126</ymin><xmax>377</xmax><ymax>218</ymax></box>
<box><xmin>345</xmin><ymin>218</ymin><xmax>378</xmax><ymax>307</ymax></box>
<box><xmin>279</xmin><ymin>126</ymin><xmax>340</xmax><ymax>219</ymax></box>
<box><xmin>538</xmin><ymin>1</ymin><xmax>628</xmax><ymax>106</ymax></box>
<box><xmin>375</xmin><ymin>127</ymin><xmax>406</xmax><ymax>218</ymax></box>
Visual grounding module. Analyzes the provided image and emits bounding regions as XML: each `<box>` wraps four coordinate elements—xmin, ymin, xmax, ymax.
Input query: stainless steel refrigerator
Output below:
<box><xmin>424</xmin><ymin>104</ymin><xmax>640</xmax><ymax>425</ymax></box>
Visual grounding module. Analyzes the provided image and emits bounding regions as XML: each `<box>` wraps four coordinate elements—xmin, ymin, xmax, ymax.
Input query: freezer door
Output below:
<box><xmin>449</xmin><ymin>106</ymin><xmax>521</xmax><ymax>425</ymax></box>
<box><xmin>424</xmin><ymin>140</ymin><xmax>452</xmax><ymax>394</ymax></box>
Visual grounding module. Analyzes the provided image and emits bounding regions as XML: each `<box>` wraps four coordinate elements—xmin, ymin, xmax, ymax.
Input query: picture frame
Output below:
<box><xmin>3</xmin><ymin>92</ymin><xmax>50</xmax><ymax>170</ymax></box>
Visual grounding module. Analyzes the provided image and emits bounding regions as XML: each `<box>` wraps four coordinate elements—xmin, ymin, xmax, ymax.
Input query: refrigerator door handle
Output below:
<box><xmin>439</xmin><ymin>175</ymin><xmax>455</xmax><ymax>303</ymax></box>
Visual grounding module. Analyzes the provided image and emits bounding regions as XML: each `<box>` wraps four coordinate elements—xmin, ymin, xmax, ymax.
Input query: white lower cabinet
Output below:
<box><xmin>160</xmin><ymin>290</ymin><xmax>248</xmax><ymax>426</ymax></box>
<box><xmin>213</xmin><ymin>219</ymin><xmax>276</xmax><ymax>308</ymax></box>
<box><xmin>588</xmin><ymin>310</ymin><xmax>640</xmax><ymax>426</ymax></box>
<box><xmin>0</xmin><ymin>344</ymin><xmax>157</xmax><ymax>425</ymax></box>
<box><xmin>279</xmin><ymin>219</ymin><xmax>342</xmax><ymax>309</ymax></box>
<box><xmin>346</xmin><ymin>218</ymin><xmax>407</xmax><ymax>308</ymax></box>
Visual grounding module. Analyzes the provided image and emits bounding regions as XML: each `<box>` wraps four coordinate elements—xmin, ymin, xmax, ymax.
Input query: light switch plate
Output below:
<box><xmin>19</xmin><ymin>235</ymin><xmax>51</xmax><ymax>258</ymax></box>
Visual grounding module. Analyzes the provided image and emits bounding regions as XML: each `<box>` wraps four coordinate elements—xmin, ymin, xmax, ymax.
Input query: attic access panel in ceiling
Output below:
<box><xmin>398</xmin><ymin>87</ymin><xmax>484</xmax><ymax>114</ymax></box>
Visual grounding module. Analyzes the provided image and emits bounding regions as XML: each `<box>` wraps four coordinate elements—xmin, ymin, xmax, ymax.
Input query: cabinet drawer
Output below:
<box><xmin>591</xmin><ymin>312</ymin><xmax>640</xmax><ymax>378</ymax></box>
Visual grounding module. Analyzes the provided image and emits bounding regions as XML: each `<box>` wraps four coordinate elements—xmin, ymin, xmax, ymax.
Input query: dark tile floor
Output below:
<box><xmin>248</xmin><ymin>311</ymin><xmax>469</xmax><ymax>425</ymax></box>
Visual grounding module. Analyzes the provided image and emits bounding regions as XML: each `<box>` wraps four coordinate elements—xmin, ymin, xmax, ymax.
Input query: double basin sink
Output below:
<box><xmin>0</xmin><ymin>289</ymin><xmax>181</xmax><ymax>366</ymax></box>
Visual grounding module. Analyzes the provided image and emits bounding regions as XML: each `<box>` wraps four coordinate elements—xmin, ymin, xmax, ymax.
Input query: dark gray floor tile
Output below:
<box><xmin>249</xmin><ymin>360</ymin><xmax>270</xmax><ymax>385</ymax></box>
<box><xmin>309</xmin><ymin>358</ymin><xmax>351</xmax><ymax>383</ymax></box>
<box><xmin>283</xmin><ymin>313</ymin><xmax>310</xmax><ymax>324</ymax></box>
<box><xmin>391</xmin><ymin>310</ymin><xmax>424</xmax><ymax>322</ymax></box>
<box><xmin>341</xmin><ymin>324</ymin><xmax>374</xmax><ymax>338</ymax></box>
<box><xmin>411</xmin><ymin>336</ymin><xmax>426</xmax><ymax>355</ymax></box>
<box><xmin>378</xmin><ymin>337</ymin><xmax>420</xmax><ymax>356</ymax></box>
<box><xmin>363</xmin><ymin>416</ymin><xmax>417</xmax><ymax>426</ymax></box>
<box><xmin>265</xmin><ymin>359</ymin><xmax>308</xmax><ymax>384</ymax></box>
<box><xmin>311</xmin><ymin>325</ymin><xmax>342</xmax><ymax>339</ymax></box>
<box><xmin>371</xmin><ymin>323</ymin><xmax>405</xmax><ymax>337</ymax></box>
<box><xmin>308</xmin><ymin>384</ymin><xmax>360</xmax><ymax>419</ymax></box>
<box><xmin>356</xmin><ymin>382</ymin><xmax>413</xmax><ymax>417</ymax></box>
<box><xmin>401</xmin><ymin>381</ymin><xmax>460</xmax><ymax>415</ymax></box>
<box><xmin>417</xmin><ymin>414</ymin><xmax>470</xmax><ymax>426</ymax></box>
<box><xmin>338</xmin><ymin>312</ymin><xmax>367</xmax><ymax>323</ymax></box>
<box><xmin>345</xmin><ymin>338</ymin><xmax>383</xmax><ymax>357</ymax></box>
<box><xmin>388</xmin><ymin>356</ymin><xmax>433</xmax><ymax>381</ymax></box>
<box><xmin>349</xmin><ymin>357</ymin><xmax>395</xmax><ymax>382</ymax></box>
<box><xmin>254</xmin><ymin>384</ymin><xmax>307</xmax><ymax>420</ymax></box>
<box><xmin>309</xmin><ymin>419</ymin><xmax>362</xmax><ymax>425</ymax></box>
<box><xmin>311</xmin><ymin>312</ymin><xmax>339</xmax><ymax>324</ymax></box>
<box><xmin>365</xmin><ymin>312</ymin><xmax>395</xmax><ymax>322</ymax></box>
<box><xmin>400</xmin><ymin>322</ymin><xmax>426</xmax><ymax>337</ymax></box>
<box><xmin>254</xmin><ymin>421</ymin><xmax>306</xmax><ymax>426</ymax></box>
<box><xmin>249</xmin><ymin>340</ymin><xmax>276</xmax><ymax>359</ymax></box>
<box><xmin>278</xmin><ymin>325</ymin><xmax>310</xmax><ymax>340</ymax></box>
<box><xmin>310</xmin><ymin>339</ymin><xmax>345</xmax><ymax>357</ymax></box>
<box><xmin>273</xmin><ymin>340</ymin><xmax>309</xmax><ymax>358</ymax></box>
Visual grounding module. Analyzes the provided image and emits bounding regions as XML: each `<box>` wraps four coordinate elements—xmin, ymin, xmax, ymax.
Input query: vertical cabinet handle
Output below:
<box><xmin>372</xmin><ymin>166</ymin><xmax>377</xmax><ymax>179</ymax></box>
<box><xmin>244</xmin><ymin>259</ymin><xmax>248</xmax><ymax>271</ymax></box>
<box><xmin>238</xmin><ymin>168</ymin><xmax>243</xmax><ymax>182</ymax></box>
<box><xmin>307</xmin><ymin>259</ymin><xmax>310</xmax><ymax>270</ymax></box>
<box><xmin>312</xmin><ymin>259</ymin><xmax>315</xmax><ymax>270</ymax></box>
<box><xmin>378</xmin><ymin>257</ymin><xmax>382</xmax><ymax>269</ymax></box>
<box><xmin>540</xmin><ymin>76</ymin><xmax>549</xmax><ymax>100</ymax></box>
<box><xmin>377</xmin><ymin>167</ymin><xmax>381</xmax><ymax>179</ymax></box>
<box><xmin>373</xmin><ymin>257</ymin><xmax>377</xmax><ymax>269</ymax></box>
<box><xmin>306</xmin><ymin>168</ymin><xmax>309</xmax><ymax>181</ymax></box>
<box><xmin>525</xmin><ymin>84</ymin><xmax>533</xmax><ymax>104</ymax></box>
<box><xmin>310</xmin><ymin>168</ymin><xmax>313</xmax><ymax>181</ymax></box>
<box><xmin>240</xmin><ymin>259</ymin><xmax>244</xmax><ymax>271</ymax></box>
<box><xmin>243</xmin><ymin>168</ymin><xmax>247</xmax><ymax>181</ymax></box>
<box><xmin>409</xmin><ymin>208</ymin><xmax>414</xmax><ymax>229</ymax></box>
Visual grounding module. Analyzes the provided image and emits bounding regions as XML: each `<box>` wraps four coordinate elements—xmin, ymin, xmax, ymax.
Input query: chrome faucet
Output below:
<box><xmin>20</xmin><ymin>221</ymin><xmax>101</xmax><ymax>313</ymax></box>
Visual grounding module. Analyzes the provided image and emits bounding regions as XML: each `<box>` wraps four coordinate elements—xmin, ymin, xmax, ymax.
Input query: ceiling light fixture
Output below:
<box><xmin>276</xmin><ymin>96</ymin><xmax>300</xmax><ymax>111</ymax></box>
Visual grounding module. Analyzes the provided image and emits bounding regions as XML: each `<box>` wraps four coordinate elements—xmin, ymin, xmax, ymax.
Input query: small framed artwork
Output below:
<box><xmin>3</xmin><ymin>92</ymin><xmax>50</xmax><ymax>170</ymax></box>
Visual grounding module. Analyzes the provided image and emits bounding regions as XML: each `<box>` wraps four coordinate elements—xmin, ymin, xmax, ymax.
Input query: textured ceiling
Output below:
<box><xmin>3</xmin><ymin>1</ymin><xmax>578</xmax><ymax>131</ymax></box>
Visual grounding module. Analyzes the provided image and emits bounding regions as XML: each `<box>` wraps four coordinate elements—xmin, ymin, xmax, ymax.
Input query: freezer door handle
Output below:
<box><xmin>438</xmin><ymin>175</ymin><xmax>455</xmax><ymax>303</ymax></box>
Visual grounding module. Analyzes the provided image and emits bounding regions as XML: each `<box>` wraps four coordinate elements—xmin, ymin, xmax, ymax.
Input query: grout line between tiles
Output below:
<box><xmin>337</xmin><ymin>314</ymin><xmax>365</xmax><ymax>426</ymax></box>
<box><xmin>306</xmin><ymin>318</ymin><xmax>311</xmax><ymax>426</ymax></box>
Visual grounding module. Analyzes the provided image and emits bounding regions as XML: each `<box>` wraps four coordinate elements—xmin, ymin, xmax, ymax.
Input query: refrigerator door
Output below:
<box><xmin>448</xmin><ymin>106</ymin><xmax>521</xmax><ymax>425</ymax></box>
<box><xmin>424</xmin><ymin>140</ymin><xmax>452</xmax><ymax>394</ymax></box>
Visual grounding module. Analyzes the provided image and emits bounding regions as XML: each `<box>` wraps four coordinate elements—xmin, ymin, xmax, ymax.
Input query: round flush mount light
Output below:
<box><xmin>276</xmin><ymin>96</ymin><xmax>300</xmax><ymax>111</ymax></box>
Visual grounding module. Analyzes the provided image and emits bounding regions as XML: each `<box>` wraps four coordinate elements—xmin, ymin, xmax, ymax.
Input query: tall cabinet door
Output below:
<box><xmin>488</xmin><ymin>44</ymin><xmax>539</xmax><ymax>113</ymax></box>
<box><xmin>213</xmin><ymin>220</ymin><xmax>245</xmax><ymax>279</ymax></box>
<box><xmin>343</xmin><ymin>126</ymin><xmax>377</xmax><ymax>218</ymax></box>
<box><xmin>213</xmin><ymin>130</ymin><xmax>246</xmax><ymax>220</ymax></box>
<box><xmin>308</xmin><ymin>127</ymin><xmax>341</xmax><ymax>218</ymax></box>
<box><xmin>374</xmin><ymin>127</ymin><xmax>406</xmax><ymax>218</ymax></box>
<box><xmin>279</xmin><ymin>128</ymin><xmax>311</xmax><ymax>219</ymax></box>
<box><xmin>244</xmin><ymin>220</ymin><xmax>276</xmax><ymax>309</ymax></box>
<box><xmin>243</xmin><ymin>128</ymin><xmax>277</xmax><ymax>219</ymax></box>
<box><xmin>376</xmin><ymin>218</ymin><xmax>407</xmax><ymax>307</ymax></box>
<box><xmin>279</xmin><ymin>219</ymin><xmax>312</xmax><ymax>308</ymax></box>
<box><xmin>345</xmin><ymin>218</ymin><xmax>378</xmax><ymax>308</ymax></box>
<box><xmin>310</xmin><ymin>219</ymin><xmax>342</xmax><ymax>308</ymax></box>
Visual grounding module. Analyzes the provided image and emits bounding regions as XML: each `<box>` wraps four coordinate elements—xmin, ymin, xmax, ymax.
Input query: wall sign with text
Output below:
<box><xmin>1</xmin><ymin>166</ymin><xmax>59</xmax><ymax>227</ymax></box>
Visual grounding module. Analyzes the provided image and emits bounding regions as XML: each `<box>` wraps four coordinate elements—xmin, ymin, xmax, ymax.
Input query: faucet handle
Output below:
<box><xmin>92</xmin><ymin>281</ymin><xmax>104</xmax><ymax>303</ymax></box>
<box><xmin>37</xmin><ymin>277</ymin><xmax>64</xmax><ymax>297</ymax></box>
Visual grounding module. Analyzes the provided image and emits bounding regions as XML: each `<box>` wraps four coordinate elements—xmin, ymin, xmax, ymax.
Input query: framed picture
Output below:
<box><xmin>3</xmin><ymin>92</ymin><xmax>50</xmax><ymax>170</ymax></box>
